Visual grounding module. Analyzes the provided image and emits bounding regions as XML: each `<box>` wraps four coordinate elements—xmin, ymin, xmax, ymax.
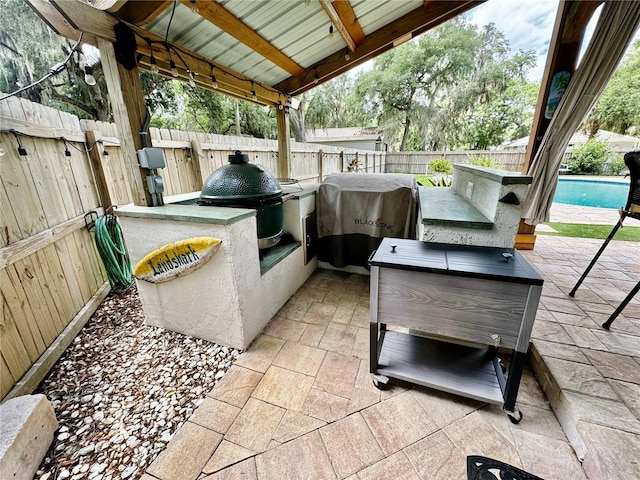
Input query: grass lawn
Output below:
<box><xmin>538</xmin><ymin>222</ymin><xmax>640</xmax><ymax>242</ymax></box>
<box><xmin>414</xmin><ymin>174</ymin><xmax>431</xmax><ymax>186</ymax></box>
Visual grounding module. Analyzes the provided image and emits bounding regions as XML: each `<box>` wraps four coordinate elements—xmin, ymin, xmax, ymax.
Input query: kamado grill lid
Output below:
<box><xmin>200</xmin><ymin>150</ymin><xmax>282</xmax><ymax>202</ymax></box>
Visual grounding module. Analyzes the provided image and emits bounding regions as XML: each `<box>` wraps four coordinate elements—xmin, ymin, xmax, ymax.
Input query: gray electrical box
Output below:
<box><xmin>137</xmin><ymin>147</ymin><xmax>166</xmax><ymax>169</ymax></box>
<box><xmin>146</xmin><ymin>174</ymin><xmax>164</xmax><ymax>194</ymax></box>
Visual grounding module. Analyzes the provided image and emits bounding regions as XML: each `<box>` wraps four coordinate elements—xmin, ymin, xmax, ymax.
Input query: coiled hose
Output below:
<box><xmin>94</xmin><ymin>214</ymin><xmax>134</xmax><ymax>293</ymax></box>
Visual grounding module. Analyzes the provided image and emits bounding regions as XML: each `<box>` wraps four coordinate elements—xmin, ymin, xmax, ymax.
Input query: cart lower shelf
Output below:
<box><xmin>374</xmin><ymin>330</ymin><xmax>505</xmax><ymax>405</ymax></box>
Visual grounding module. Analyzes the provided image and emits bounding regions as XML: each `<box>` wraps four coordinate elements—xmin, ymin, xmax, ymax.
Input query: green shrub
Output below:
<box><xmin>429</xmin><ymin>158</ymin><xmax>453</xmax><ymax>174</ymax></box>
<box><xmin>606</xmin><ymin>154</ymin><xmax>627</xmax><ymax>175</ymax></box>
<box><xmin>468</xmin><ymin>153</ymin><xmax>504</xmax><ymax>169</ymax></box>
<box><xmin>567</xmin><ymin>139</ymin><xmax>609</xmax><ymax>175</ymax></box>
<box><xmin>425</xmin><ymin>175</ymin><xmax>452</xmax><ymax>187</ymax></box>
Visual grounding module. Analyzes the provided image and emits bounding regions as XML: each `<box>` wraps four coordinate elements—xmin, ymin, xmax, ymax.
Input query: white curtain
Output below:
<box><xmin>523</xmin><ymin>0</ymin><xmax>640</xmax><ymax>225</ymax></box>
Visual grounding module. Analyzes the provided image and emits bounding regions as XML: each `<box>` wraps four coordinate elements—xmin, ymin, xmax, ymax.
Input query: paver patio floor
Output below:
<box><xmin>143</xmin><ymin>231</ymin><xmax>638</xmax><ymax>480</ymax></box>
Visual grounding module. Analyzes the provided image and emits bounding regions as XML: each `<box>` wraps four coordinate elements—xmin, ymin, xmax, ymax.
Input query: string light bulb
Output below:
<box><xmin>251</xmin><ymin>81</ymin><xmax>257</xmax><ymax>101</ymax></box>
<box><xmin>329</xmin><ymin>25</ymin><xmax>334</xmax><ymax>39</ymax></box>
<box><xmin>189</xmin><ymin>0</ymin><xmax>199</xmax><ymax>13</ymax></box>
<box><xmin>345</xmin><ymin>49</ymin><xmax>350</xmax><ymax>61</ymax></box>
<box><xmin>0</xmin><ymin>142</ymin><xmax>6</xmax><ymax>157</ymax></box>
<box><xmin>84</xmin><ymin>66</ymin><xmax>96</xmax><ymax>86</ymax></box>
<box><xmin>188</xmin><ymin>71</ymin><xmax>196</xmax><ymax>88</ymax></box>
<box><xmin>149</xmin><ymin>54</ymin><xmax>159</xmax><ymax>73</ymax></box>
<box><xmin>210</xmin><ymin>65</ymin><xmax>219</xmax><ymax>89</ymax></box>
<box><xmin>170</xmin><ymin>59</ymin><xmax>179</xmax><ymax>77</ymax></box>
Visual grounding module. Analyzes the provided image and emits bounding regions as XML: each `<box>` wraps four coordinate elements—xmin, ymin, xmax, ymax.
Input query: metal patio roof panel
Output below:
<box><xmin>353</xmin><ymin>0</ymin><xmax>425</xmax><ymax>36</ymax></box>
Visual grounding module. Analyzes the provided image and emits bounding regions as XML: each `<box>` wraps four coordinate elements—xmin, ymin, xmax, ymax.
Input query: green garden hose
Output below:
<box><xmin>94</xmin><ymin>214</ymin><xmax>134</xmax><ymax>293</ymax></box>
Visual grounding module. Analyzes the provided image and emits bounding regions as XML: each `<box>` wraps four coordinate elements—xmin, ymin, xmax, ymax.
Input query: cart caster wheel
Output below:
<box><xmin>371</xmin><ymin>374</ymin><xmax>390</xmax><ymax>390</ymax></box>
<box><xmin>507</xmin><ymin>409</ymin><xmax>523</xmax><ymax>424</ymax></box>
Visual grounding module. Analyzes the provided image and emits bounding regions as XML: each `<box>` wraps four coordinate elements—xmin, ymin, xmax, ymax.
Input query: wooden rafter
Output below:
<box><xmin>118</xmin><ymin>1</ymin><xmax>173</xmax><ymax>26</ymax></box>
<box><xmin>277</xmin><ymin>0</ymin><xmax>483</xmax><ymax>95</ymax></box>
<box><xmin>180</xmin><ymin>0</ymin><xmax>305</xmax><ymax>76</ymax></box>
<box><xmin>319</xmin><ymin>0</ymin><xmax>357</xmax><ymax>52</ymax></box>
<box><xmin>331</xmin><ymin>0</ymin><xmax>366</xmax><ymax>45</ymax></box>
<box><xmin>27</xmin><ymin>0</ymin><xmax>283</xmax><ymax>106</ymax></box>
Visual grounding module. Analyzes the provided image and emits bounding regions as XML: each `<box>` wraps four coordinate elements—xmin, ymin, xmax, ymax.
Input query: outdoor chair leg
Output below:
<box><xmin>602</xmin><ymin>281</ymin><xmax>640</xmax><ymax>330</ymax></box>
<box><xmin>569</xmin><ymin>214</ymin><xmax>626</xmax><ymax>297</ymax></box>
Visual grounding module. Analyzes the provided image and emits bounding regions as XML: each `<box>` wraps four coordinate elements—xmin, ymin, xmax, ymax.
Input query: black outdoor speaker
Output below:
<box><xmin>114</xmin><ymin>22</ymin><xmax>137</xmax><ymax>71</ymax></box>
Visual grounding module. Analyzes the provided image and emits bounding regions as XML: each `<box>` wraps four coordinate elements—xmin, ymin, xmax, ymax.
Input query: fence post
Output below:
<box><xmin>189</xmin><ymin>136</ymin><xmax>205</xmax><ymax>189</ymax></box>
<box><xmin>85</xmin><ymin>130</ymin><xmax>113</xmax><ymax>209</ymax></box>
<box><xmin>364</xmin><ymin>152</ymin><xmax>368</xmax><ymax>173</ymax></box>
<box><xmin>318</xmin><ymin>149</ymin><xmax>324</xmax><ymax>183</ymax></box>
<box><xmin>340</xmin><ymin>151</ymin><xmax>345</xmax><ymax>172</ymax></box>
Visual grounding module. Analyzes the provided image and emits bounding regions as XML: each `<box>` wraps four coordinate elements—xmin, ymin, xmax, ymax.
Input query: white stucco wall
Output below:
<box><xmin>117</xmin><ymin>193</ymin><xmax>317</xmax><ymax>350</ymax></box>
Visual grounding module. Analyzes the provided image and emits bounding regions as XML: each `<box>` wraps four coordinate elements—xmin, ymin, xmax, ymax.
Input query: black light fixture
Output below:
<box><xmin>61</xmin><ymin>137</ymin><xmax>72</xmax><ymax>157</ymax></box>
<box><xmin>210</xmin><ymin>64</ymin><xmax>219</xmax><ymax>89</ymax></box>
<box><xmin>10</xmin><ymin>130</ymin><xmax>27</xmax><ymax>156</ymax></box>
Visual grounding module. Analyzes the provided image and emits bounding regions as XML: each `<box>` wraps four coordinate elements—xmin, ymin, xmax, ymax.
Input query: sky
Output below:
<box><xmin>466</xmin><ymin>0</ymin><xmax>588</xmax><ymax>83</ymax></box>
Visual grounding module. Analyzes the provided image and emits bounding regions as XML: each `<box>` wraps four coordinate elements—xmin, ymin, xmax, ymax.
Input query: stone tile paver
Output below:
<box><xmin>202</xmin><ymin>440</ymin><xmax>256</xmax><ymax>475</ymax></box>
<box><xmin>319</xmin><ymin>413</ymin><xmax>384</xmax><ymax>478</ymax></box>
<box><xmin>189</xmin><ymin>398</ymin><xmax>241</xmax><ymax>434</ymax></box>
<box><xmin>225</xmin><ymin>398</ymin><xmax>285</xmax><ymax>452</ymax></box>
<box><xmin>591</xmin><ymin>329</ymin><xmax>640</xmax><ymax>357</ymax></box>
<box><xmin>301</xmin><ymin>388</ymin><xmax>349</xmax><ymax>422</ymax></box>
<box><xmin>318</xmin><ymin>322</ymin><xmax>359</xmax><ymax>354</ymax></box>
<box><xmin>410</xmin><ymin>388</ymin><xmax>481</xmax><ymax>430</ymax></box>
<box><xmin>262</xmin><ymin>316</ymin><xmax>306</xmax><ymax>342</ymax></box>
<box><xmin>355</xmin><ymin>451</ymin><xmax>420</xmax><ymax>480</ymax></box>
<box><xmin>584</xmin><ymin>349</ymin><xmax>640</xmax><ymax>383</ymax></box>
<box><xmin>609</xmin><ymin>379</ymin><xmax>640</xmax><ymax>419</ymax></box>
<box><xmin>272</xmin><ymin>410</ymin><xmax>326</xmax><ymax>444</ymax></box>
<box><xmin>233</xmin><ymin>335</ymin><xmax>285</xmax><ymax>373</ymax></box>
<box><xmin>146</xmin><ymin>422</ymin><xmax>222</xmax><ymax>480</ymax></box>
<box><xmin>511</xmin><ymin>429</ymin><xmax>587</xmax><ymax>480</ymax></box>
<box><xmin>255</xmin><ymin>431</ymin><xmax>336</xmax><ymax>480</ymax></box>
<box><xmin>251</xmin><ymin>365</ymin><xmax>314</xmax><ymax>411</ymax></box>
<box><xmin>404</xmin><ymin>430</ymin><xmax>467</xmax><ymax>480</ymax></box>
<box><xmin>313</xmin><ymin>351</ymin><xmax>360</xmax><ymax>399</ymax></box>
<box><xmin>531</xmin><ymin>339</ymin><xmax>590</xmax><ymax>364</ymax></box>
<box><xmin>443</xmin><ymin>411</ymin><xmax>521</xmax><ymax>469</ymax></box>
<box><xmin>361</xmin><ymin>391</ymin><xmax>438</xmax><ymax>456</ymax></box>
<box><xmin>562</xmin><ymin>324</ymin><xmax>608</xmax><ymax>350</ymax></box>
<box><xmin>208</xmin><ymin>365</ymin><xmax>263</xmax><ymax>408</ymax></box>
<box><xmin>272</xmin><ymin>341</ymin><xmax>326</xmax><ymax>376</ymax></box>
<box><xmin>544</xmin><ymin>357</ymin><xmax>619</xmax><ymax>399</ymax></box>
<box><xmin>579</xmin><ymin>422</ymin><xmax>640</xmax><ymax>480</ymax></box>
<box><xmin>203</xmin><ymin>457</ymin><xmax>257</xmax><ymax>480</ymax></box>
<box><xmin>563</xmin><ymin>391</ymin><xmax>640</xmax><ymax>435</ymax></box>
<box><xmin>298</xmin><ymin>323</ymin><xmax>327</xmax><ymax>347</ymax></box>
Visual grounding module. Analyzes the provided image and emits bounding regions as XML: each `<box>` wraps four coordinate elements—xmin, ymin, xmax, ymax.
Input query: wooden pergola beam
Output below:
<box><xmin>181</xmin><ymin>0</ymin><xmax>305</xmax><ymax>76</ymax></box>
<box><xmin>29</xmin><ymin>0</ymin><xmax>285</xmax><ymax>107</ymax></box>
<box><xmin>523</xmin><ymin>0</ymin><xmax>603</xmax><ymax>173</ymax></box>
<box><xmin>319</xmin><ymin>0</ymin><xmax>357</xmax><ymax>52</ymax></box>
<box><xmin>331</xmin><ymin>0</ymin><xmax>365</xmax><ymax>45</ymax></box>
<box><xmin>276</xmin><ymin>0</ymin><xmax>484</xmax><ymax>96</ymax></box>
<box><xmin>118</xmin><ymin>1</ymin><xmax>172</xmax><ymax>26</ymax></box>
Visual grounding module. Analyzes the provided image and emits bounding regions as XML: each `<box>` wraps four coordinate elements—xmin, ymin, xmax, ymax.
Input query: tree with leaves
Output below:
<box><xmin>356</xmin><ymin>18</ymin><xmax>536</xmax><ymax>151</ymax></box>
<box><xmin>584</xmin><ymin>40</ymin><xmax>640</xmax><ymax>137</ymax></box>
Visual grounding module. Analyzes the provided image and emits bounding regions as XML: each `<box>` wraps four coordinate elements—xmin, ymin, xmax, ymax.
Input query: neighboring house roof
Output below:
<box><xmin>501</xmin><ymin>130</ymin><xmax>640</xmax><ymax>149</ymax></box>
<box><xmin>305</xmin><ymin>127</ymin><xmax>382</xmax><ymax>143</ymax></box>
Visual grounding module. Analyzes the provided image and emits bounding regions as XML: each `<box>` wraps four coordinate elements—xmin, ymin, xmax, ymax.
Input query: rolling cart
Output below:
<box><xmin>369</xmin><ymin>238</ymin><xmax>543</xmax><ymax>423</ymax></box>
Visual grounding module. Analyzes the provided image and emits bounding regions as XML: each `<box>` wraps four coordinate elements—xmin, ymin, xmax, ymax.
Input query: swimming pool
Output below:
<box><xmin>553</xmin><ymin>178</ymin><xmax>630</xmax><ymax>209</ymax></box>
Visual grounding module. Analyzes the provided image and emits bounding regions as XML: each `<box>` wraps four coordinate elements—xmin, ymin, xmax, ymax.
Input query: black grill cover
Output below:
<box><xmin>316</xmin><ymin>173</ymin><xmax>418</xmax><ymax>268</ymax></box>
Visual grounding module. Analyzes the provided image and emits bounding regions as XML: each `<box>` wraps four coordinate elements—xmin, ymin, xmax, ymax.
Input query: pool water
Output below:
<box><xmin>553</xmin><ymin>178</ymin><xmax>630</xmax><ymax>209</ymax></box>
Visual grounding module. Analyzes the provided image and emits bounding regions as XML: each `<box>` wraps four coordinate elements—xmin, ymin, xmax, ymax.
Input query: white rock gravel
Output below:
<box><xmin>34</xmin><ymin>286</ymin><xmax>240</xmax><ymax>480</ymax></box>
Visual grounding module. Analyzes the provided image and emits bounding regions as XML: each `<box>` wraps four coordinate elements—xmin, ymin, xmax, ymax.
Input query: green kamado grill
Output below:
<box><xmin>199</xmin><ymin>151</ymin><xmax>284</xmax><ymax>249</ymax></box>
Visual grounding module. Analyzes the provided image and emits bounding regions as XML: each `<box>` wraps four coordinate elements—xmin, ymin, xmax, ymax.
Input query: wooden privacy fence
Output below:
<box><xmin>0</xmin><ymin>97</ymin><xmax>386</xmax><ymax>400</ymax></box>
<box><xmin>385</xmin><ymin>150</ymin><xmax>528</xmax><ymax>174</ymax></box>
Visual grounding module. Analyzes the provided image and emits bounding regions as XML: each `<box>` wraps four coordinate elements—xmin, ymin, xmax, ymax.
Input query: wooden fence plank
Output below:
<box><xmin>0</xmin><ymin>354</ymin><xmax>16</xmax><ymax>400</ymax></box>
<box><xmin>1</xmin><ymin>266</ymin><xmax>45</xmax><ymax>360</ymax></box>
<box><xmin>10</xmin><ymin>258</ymin><xmax>60</xmax><ymax>345</ymax></box>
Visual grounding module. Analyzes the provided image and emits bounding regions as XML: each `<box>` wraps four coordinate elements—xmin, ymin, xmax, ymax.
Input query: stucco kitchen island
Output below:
<box><xmin>115</xmin><ymin>185</ymin><xmax>318</xmax><ymax>350</ymax></box>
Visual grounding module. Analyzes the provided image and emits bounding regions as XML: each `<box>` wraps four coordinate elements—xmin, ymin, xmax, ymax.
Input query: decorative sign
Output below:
<box><xmin>134</xmin><ymin>237</ymin><xmax>222</xmax><ymax>284</ymax></box>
